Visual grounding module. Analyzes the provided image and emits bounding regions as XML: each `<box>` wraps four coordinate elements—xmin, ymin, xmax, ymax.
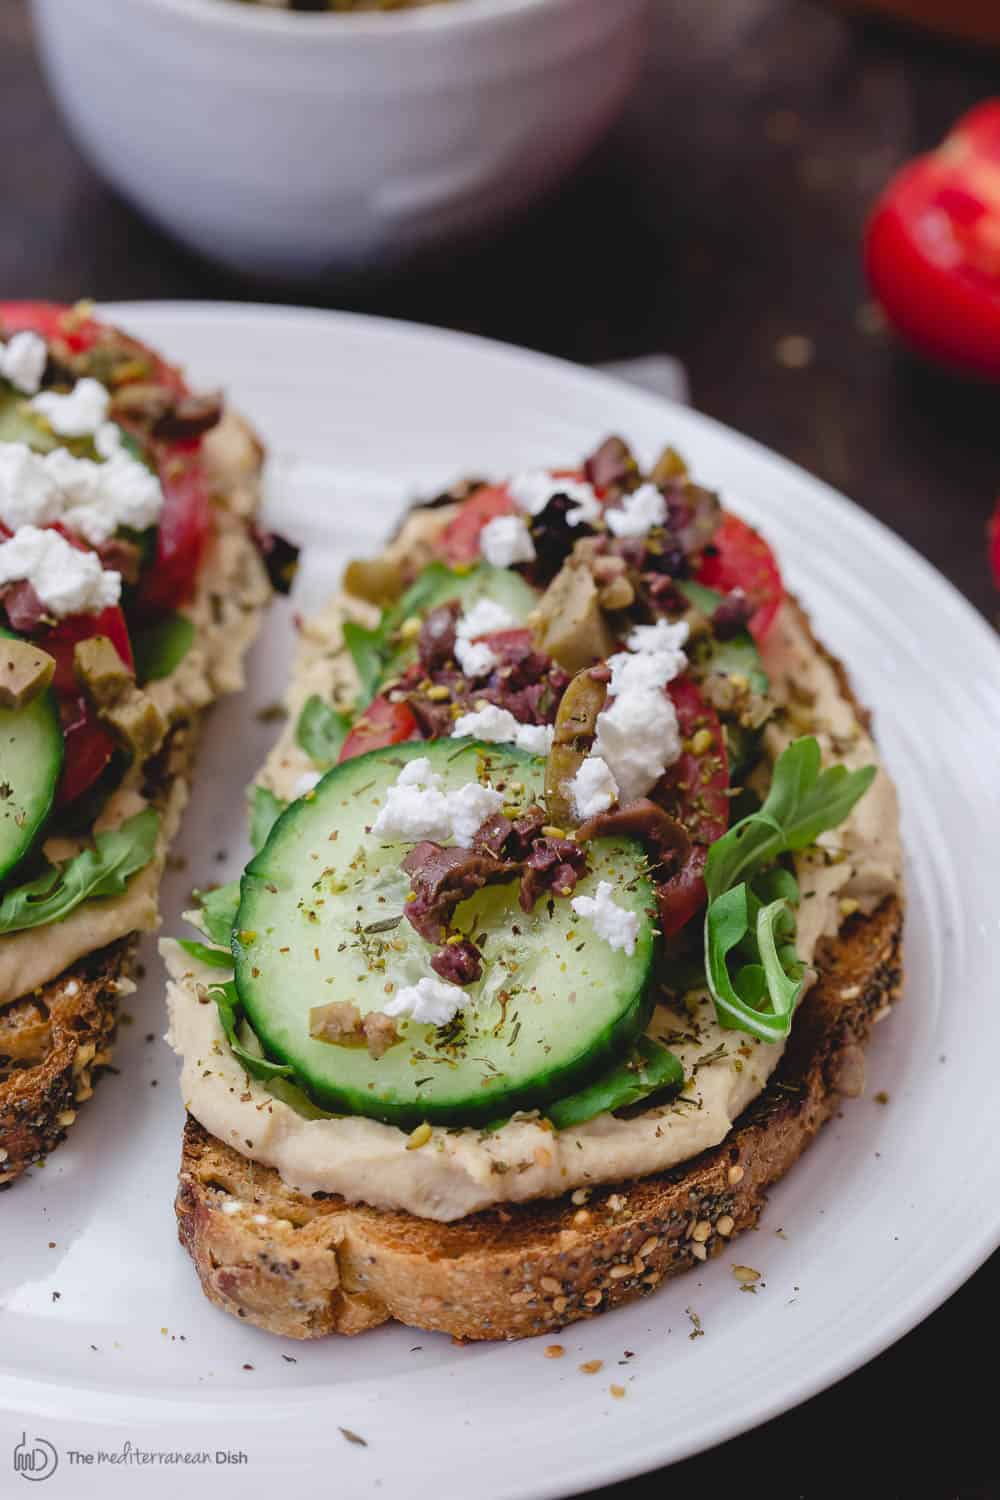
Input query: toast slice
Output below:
<box><xmin>0</xmin><ymin>412</ymin><xmax>269</xmax><ymax>1188</ymax></box>
<box><xmin>173</xmin><ymin>578</ymin><xmax>903</xmax><ymax>1341</ymax></box>
<box><xmin>176</xmin><ymin>893</ymin><xmax>901</xmax><ymax>1341</ymax></box>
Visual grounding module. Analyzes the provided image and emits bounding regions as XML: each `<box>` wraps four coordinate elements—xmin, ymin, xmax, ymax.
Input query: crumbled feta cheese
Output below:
<box><xmin>604</xmin><ymin>482</ymin><xmax>667</xmax><ymax>538</ymax></box>
<box><xmin>370</xmin><ymin>759</ymin><xmax>454</xmax><ymax>844</ymax></box>
<box><xmin>0</xmin><ymin>525</ymin><xmax>121</xmax><ymax>617</ymax></box>
<box><xmin>513</xmin><ymin>721</ymin><xmax>554</xmax><ymax>756</ymax></box>
<box><xmin>458</xmin><ymin>598</ymin><xmax>517</xmax><ymax>640</ymax></box>
<box><xmin>31</xmin><ymin>378</ymin><xmax>111</xmax><ymax>438</ymax></box>
<box><xmin>384</xmin><ymin>975</ymin><xmax>470</xmax><ymax>1027</ymax></box>
<box><xmin>293</xmin><ymin>770</ymin><xmax>322</xmax><ymax>798</ymax></box>
<box><xmin>0</xmin><ymin>439</ymin><xmax>164</xmax><ymax>547</ymax></box>
<box><xmin>593</xmin><ymin>687</ymin><xmax>681</xmax><ymax>803</ymax></box>
<box><xmin>447</xmin><ymin>780</ymin><xmax>506</xmax><ymax>846</ymax></box>
<box><xmin>0</xmin><ymin>332</ymin><xmax>47</xmax><ymax>395</ymax></box>
<box><xmin>453</xmin><ymin>703</ymin><xmax>521</xmax><ymax>743</ymax></box>
<box><xmin>452</xmin><ymin>705</ymin><xmax>554</xmax><ymax>757</ymax></box>
<box><xmin>454</xmin><ymin>637</ymin><xmax>498</xmax><ymax>679</ymax></box>
<box><xmin>94</xmin><ymin>422</ymin><xmax>122</xmax><ymax>459</ymax></box>
<box><xmin>569</xmin><ymin>755</ymin><xmax>619</xmax><ymax>820</ymax></box>
<box><xmin>0</xmin><ymin>444</ymin><xmax>62</xmax><ymax>531</ymax></box>
<box><xmin>371</xmin><ymin>759</ymin><xmax>505</xmax><ymax>848</ymax></box>
<box><xmin>479</xmin><ymin>513</ymin><xmax>536</xmax><ymax>567</ymax></box>
<box><xmin>571</xmin><ymin>881</ymin><xmax>640</xmax><ymax>956</ymax></box>
<box><xmin>507</xmin><ymin>470</ymin><xmax>601</xmax><ymax>526</ymax></box>
<box><xmin>626</xmin><ymin>618</ymin><xmax>690</xmax><ymax>657</ymax></box>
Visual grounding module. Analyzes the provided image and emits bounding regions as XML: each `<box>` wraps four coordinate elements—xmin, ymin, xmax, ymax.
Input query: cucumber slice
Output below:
<box><xmin>378</xmin><ymin>562</ymin><xmax>537</xmax><ymax>686</ymax></box>
<box><xmin>0</xmin><ymin>629</ymin><xmax>64</xmax><ymax>882</ymax></box>
<box><xmin>234</xmin><ymin>738</ymin><xmax>658</xmax><ymax>1128</ymax></box>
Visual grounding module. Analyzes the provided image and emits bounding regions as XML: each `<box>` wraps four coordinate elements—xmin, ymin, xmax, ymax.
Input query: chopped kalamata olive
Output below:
<box><xmin>528</xmin><ymin>493</ymin><xmax>596</xmax><ymax>584</ymax></box>
<box><xmin>152</xmin><ymin>390</ymin><xmax>224</xmax><ymax>441</ymax></box>
<box><xmin>430</xmin><ymin>939</ymin><xmax>483</xmax><ymax>986</ymax></box>
<box><xmin>711</xmin><ymin>589</ymin><xmax>752</xmax><ymax>640</ymax></box>
<box><xmin>252</xmin><ymin>528</ymin><xmax>301</xmax><ymax>595</ymax></box>
<box><xmin>417</xmin><ymin>601</ymin><xmax>461</xmax><ymax>673</ymax></box>
<box><xmin>584</xmin><ymin>435</ymin><xmax>638</xmax><ymax>495</ymax></box>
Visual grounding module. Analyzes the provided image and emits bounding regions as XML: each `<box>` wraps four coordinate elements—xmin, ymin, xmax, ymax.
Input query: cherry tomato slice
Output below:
<box><xmin>43</xmin><ymin>608</ymin><xmax>134</xmax><ymax>807</ymax></box>
<box><xmin>437</xmin><ymin>485</ymin><xmax>517</xmax><ymax>566</ymax></box>
<box><xmin>134</xmin><ymin>442</ymin><xmax>211</xmax><ymax>615</ymax></box>
<box><xmin>0</xmin><ymin>300</ymin><xmax>100</xmax><ymax>356</ymax></box>
<box><xmin>654</xmin><ymin>677</ymin><xmax>730</xmax><ymax>937</ymax></box>
<box><xmin>338</xmin><ymin>695</ymin><xmax>419</xmax><ymax>763</ymax></box>
<box><xmin>864</xmin><ymin>102</ymin><xmax>1000</xmax><ymax>379</ymax></box>
<box><xmin>698</xmin><ymin>512</ymin><xmax>784</xmax><ymax>643</ymax></box>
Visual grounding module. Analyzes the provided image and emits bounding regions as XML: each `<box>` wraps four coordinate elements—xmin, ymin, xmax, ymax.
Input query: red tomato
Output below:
<box><xmin>437</xmin><ymin>485</ymin><xmax>517</xmax><ymax>566</ymax></box>
<box><xmin>990</xmin><ymin>499</ymin><xmax>1000</xmax><ymax>589</ymax></box>
<box><xmin>1</xmin><ymin>302</ymin><xmax>211</xmax><ymax>614</ymax></box>
<box><xmin>698</xmin><ymin>512</ymin><xmax>784</xmax><ymax>642</ymax></box>
<box><xmin>43</xmin><ymin>607</ymin><xmax>134</xmax><ymax>806</ymax></box>
<box><xmin>864</xmin><ymin>102</ymin><xmax>1000</xmax><ymax>378</ymax></box>
<box><xmin>134</xmin><ymin>442</ymin><xmax>211</xmax><ymax>615</ymax></box>
<box><xmin>654</xmin><ymin>677</ymin><xmax>730</xmax><ymax>937</ymax></box>
<box><xmin>339</xmin><ymin>695</ymin><xmax>419</xmax><ymax>763</ymax></box>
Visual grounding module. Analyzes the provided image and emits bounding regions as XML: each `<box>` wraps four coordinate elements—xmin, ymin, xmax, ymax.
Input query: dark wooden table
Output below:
<box><xmin>2</xmin><ymin>0</ymin><xmax>997</xmax><ymax>1493</ymax></box>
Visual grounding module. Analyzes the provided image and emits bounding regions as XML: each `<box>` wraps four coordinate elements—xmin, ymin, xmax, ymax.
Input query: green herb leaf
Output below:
<box><xmin>0</xmin><ymin>808</ymin><xmax>160</xmax><ymax>935</ymax></box>
<box><xmin>296</xmin><ymin>695</ymin><xmax>351</xmax><ymax>768</ymax></box>
<box><xmin>177</xmin><ymin>938</ymin><xmax>234</xmax><ymax>969</ymax></box>
<box><xmin>209</xmin><ymin>980</ymin><xmax>294</xmax><ymax>1083</ymax></box>
<box><xmin>705</xmin><ymin>737</ymin><xmax>876</xmax><ymax>903</ymax></box>
<box><xmin>547</xmin><ymin>1038</ymin><xmax>684</xmax><ymax>1130</ymax></box>
<box><xmin>132</xmin><ymin>613</ymin><xmax>196</xmax><ymax>683</ymax></box>
<box><xmin>250</xmin><ymin>786</ymin><xmax>287</xmax><ymax>852</ymax></box>
<box><xmin>705</xmin><ymin>877</ymin><xmax>805</xmax><ymax>1042</ymax></box>
<box><xmin>342</xmin><ymin>620</ymin><xmax>384</xmax><ymax>706</ymax></box>
<box><xmin>193</xmin><ymin>880</ymin><xmax>241</xmax><ymax>946</ymax></box>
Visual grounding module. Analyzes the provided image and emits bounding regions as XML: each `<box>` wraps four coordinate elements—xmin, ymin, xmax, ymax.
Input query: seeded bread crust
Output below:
<box><xmin>0</xmin><ymin>414</ymin><xmax>267</xmax><ymax>1189</ymax></box>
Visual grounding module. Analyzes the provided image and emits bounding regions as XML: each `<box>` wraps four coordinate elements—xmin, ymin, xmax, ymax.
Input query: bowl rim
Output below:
<box><xmin>124</xmin><ymin>0</ymin><xmax>567</xmax><ymax>39</ymax></box>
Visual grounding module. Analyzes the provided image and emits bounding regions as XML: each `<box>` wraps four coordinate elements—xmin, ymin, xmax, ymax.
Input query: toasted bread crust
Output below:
<box><xmin>175</xmin><ymin>893</ymin><xmax>902</xmax><ymax>1341</ymax></box>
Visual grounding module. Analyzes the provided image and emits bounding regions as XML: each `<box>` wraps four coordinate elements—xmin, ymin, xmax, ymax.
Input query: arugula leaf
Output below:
<box><xmin>132</xmin><ymin>613</ymin><xmax>196</xmax><ymax>683</ymax></box>
<box><xmin>547</xmin><ymin>1038</ymin><xmax>684</xmax><ymax>1130</ymax></box>
<box><xmin>0</xmin><ymin>809</ymin><xmax>160</xmax><ymax>935</ymax></box>
<box><xmin>705</xmin><ymin>738</ymin><xmax>875</xmax><ymax>903</ymax></box>
<box><xmin>178</xmin><ymin>938</ymin><xmax>234</xmax><ymax>969</ymax></box>
<box><xmin>250</xmin><ymin>786</ymin><xmax>286</xmax><ymax>852</ymax></box>
<box><xmin>296</xmin><ymin>695</ymin><xmax>351</xmax><ymax>768</ymax></box>
<box><xmin>342</xmin><ymin>620</ymin><xmax>384</xmax><ymax>705</ymax></box>
<box><xmin>193</xmin><ymin>880</ymin><xmax>241</xmax><ymax>946</ymax></box>
<box><xmin>209</xmin><ymin>980</ymin><xmax>294</xmax><ymax>1084</ymax></box>
<box><xmin>702</xmin><ymin>736</ymin><xmax>873</xmax><ymax>1042</ymax></box>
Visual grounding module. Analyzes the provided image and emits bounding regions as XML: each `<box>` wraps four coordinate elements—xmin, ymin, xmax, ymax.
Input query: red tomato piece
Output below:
<box><xmin>43</xmin><ymin>607</ymin><xmax>134</xmax><ymax>806</ymax></box>
<box><xmin>437</xmin><ymin>485</ymin><xmax>517</xmax><ymax>566</ymax></box>
<box><xmin>338</xmin><ymin>695</ymin><xmax>419</xmax><ymax>763</ymax></box>
<box><xmin>0</xmin><ymin>300</ymin><xmax>100</xmax><ymax>355</ymax></box>
<box><xmin>654</xmin><ymin>677</ymin><xmax>730</xmax><ymax>938</ymax></box>
<box><xmin>864</xmin><ymin>101</ymin><xmax>1000</xmax><ymax>378</ymax></box>
<box><xmin>698</xmin><ymin>512</ymin><xmax>784</xmax><ymax>643</ymax></box>
<box><xmin>134</xmin><ymin>441</ymin><xmax>212</xmax><ymax>615</ymax></box>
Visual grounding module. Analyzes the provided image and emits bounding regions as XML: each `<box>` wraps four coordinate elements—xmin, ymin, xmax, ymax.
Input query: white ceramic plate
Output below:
<box><xmin>2</xmin><ymin>303</ymin><xmax>998</xmax><ymax>1500</ymax></box>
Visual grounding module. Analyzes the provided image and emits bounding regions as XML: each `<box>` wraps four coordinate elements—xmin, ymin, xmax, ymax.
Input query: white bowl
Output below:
<box><xmin>30</xmin><ymin>0</ymin><xmax>649</xmax><ymax>279</ymax></box>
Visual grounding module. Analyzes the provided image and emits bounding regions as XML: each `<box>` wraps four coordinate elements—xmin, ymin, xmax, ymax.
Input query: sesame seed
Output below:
<box><xmin>583</xmin><ymin>1290</ymin><xmax>603</xmax><ymax>1308</ymax></box>
<box><xmin>609</xmin><ymin>1264</ymin><xmax>632</xmax><ymax>1280</ymax></box>
<box><xmin>690</xmin><ymin>1242</ymin><xmax>708</xmax><ymax>1261</ymax></box>
<box><xmin>552</xmin><ymin>1296</ymin><xmax>568</xmax><ymax>1314</ymax></box>
<box><xmin>717</xmin><ymin>1215</ymin><xmax>735</xmax><ymax>1237</ymax></box>
<box><xmin>406</xmin><ymin>1123</ymin><xmax>432</xmax><ymax>1150</ymax></box>
<box><xmin>638</xmin><ymin>1237</ymin><xmax>659</xmax><ymax>1258</ymax></box>
<box><xmin>544</xmin><ymin>1344</ymin><xmax>564</xmax><ymax>1360</ymax></box>
<box><xmin>610</xmin><ymin>1384</ymin><xmax>626</xmax><ymax>1400</ymax></box>
<box><xmin>728</xmin><ymin>1163</ymin><xmax>745</xmax><ymax>1185</ymax></box>
<box><xmin>691</xmin><ymin>1219</ymin><xmax>711</xmax><ymax>1243</ymax></box>
<box><xmin>571</xmin><ymin>1188</ymin><xmax>591</xmax><ymax>1206</ymax></box>
<box><xmin>579</xmin><ymin>1360</ymin><xmax>603</xmax><ymax>1375</ymax></box>
<box><xmin>540</xmin><ymin>1276</ymin><xmax>561</xmax><ymax>1295</ymax></box>
<box><xmin>732</xmin><ymin>1265</ymin><xmax>761</xmax><ymax>1284</ymax></box>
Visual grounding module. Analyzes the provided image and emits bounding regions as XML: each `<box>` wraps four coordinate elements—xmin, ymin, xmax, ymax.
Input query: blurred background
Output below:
<box><xmin>2</xmin><ymin>0</ymin><xmax>997</xmax><ymax>1492</ymax></box>
<box><xmin>5</xmin><ymin>0</ymin><xmax>1000</xmax><ymax>621</ymax></box>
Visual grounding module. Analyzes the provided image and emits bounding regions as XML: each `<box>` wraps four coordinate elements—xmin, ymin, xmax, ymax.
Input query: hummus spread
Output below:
<box><xmin>0</xmin><ymin>411</ymin><xmax>270</xmax><ymax>1008</ymax></box>
<box><xmin>165</xmin><ymin>583</ymin><xmax>903</xmax><ymax>1223</ymax></box>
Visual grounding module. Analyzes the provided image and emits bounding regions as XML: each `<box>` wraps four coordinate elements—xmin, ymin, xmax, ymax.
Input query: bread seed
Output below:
<box><xmin>717</xmin><ymin>1215</ymin><xmax>735</xmax><ymax>1237</ymax></box>
<box><xmin>544</xmin><ymin>1344</ymin><xmax>564</xmax><ymax>1359</ymax></box>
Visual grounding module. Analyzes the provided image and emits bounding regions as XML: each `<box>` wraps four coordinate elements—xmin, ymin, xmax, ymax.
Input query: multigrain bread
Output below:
<box><xmin>173</xmin><ymin>597</ymin><xmax>903</xmax><ymax>1341</ymax></box>
<box><xmin>0</xmin><ymin>414</ymin><xmax>268</xmax><ymax>1189</ymax></box>
<box><xmin>176</xmin><ymin>895</ymin><xmax>902</xmax><ymax>1341</ymax></box>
